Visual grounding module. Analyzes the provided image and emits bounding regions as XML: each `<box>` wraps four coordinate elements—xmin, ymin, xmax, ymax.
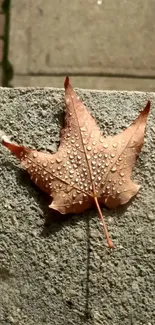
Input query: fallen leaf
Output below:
<box><xmin>1</xmin><ymin>77</ymin><xmax>150</xmax><ymax>248</ymax></box>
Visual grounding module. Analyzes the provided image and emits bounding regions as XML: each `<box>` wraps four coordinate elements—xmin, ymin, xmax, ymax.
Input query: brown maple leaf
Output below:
<box><xmin>1</xmin><ymin>77</ymin><xmax>150</xmax><ymax>248</ymax></box>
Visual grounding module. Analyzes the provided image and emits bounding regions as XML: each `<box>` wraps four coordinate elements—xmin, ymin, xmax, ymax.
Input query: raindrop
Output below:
<box><xmin>111</xmin><ymin>166</ymin><xmax>117</xmax><ymax>173</ymax></box>
<box><xmin>80</xmin><ymin>127</ymin><xmax>86</xmax><ymax>132</ymax></box>
<box><xmin>56</xmin><ymin>158</ymin><xmax>62</xmax><ymax>163</ymax></box>
<box><xmin>92</xmin><ymin>160</ymin><xmax>96</xmax><ymax>166</ymax></box>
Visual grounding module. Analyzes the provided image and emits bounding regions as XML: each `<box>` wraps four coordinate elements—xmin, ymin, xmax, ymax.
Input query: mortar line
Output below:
<box><xmin>15</xmin><ymin>72</ymin><xmax>155</xmax><ymax>80</ymax></box>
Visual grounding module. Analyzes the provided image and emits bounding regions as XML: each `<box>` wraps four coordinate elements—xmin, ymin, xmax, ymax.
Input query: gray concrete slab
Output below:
<box><xmin>0</xmin><ymin>85</ymin><xmax>155</xmax><ymax>325</ymax></box>
<box><xmin>12</xmin><ymin>75</ymin><xmax>155</xmax><ymax>92</ymax></box>
<box><xmin>9</xmin><ymin>1</ymin><xmax>30</xmax><ymax>74</ymax></box>
<box><xmin>9</xmin><ymin>0</ymin><xmax>155</xmax><ymax>77</ymax></box>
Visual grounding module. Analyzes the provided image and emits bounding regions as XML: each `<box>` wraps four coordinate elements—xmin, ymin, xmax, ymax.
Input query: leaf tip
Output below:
<box><xmin>64</xmin><ymin>76</ymin><xmax>70</xmax><ymax>89</ymax></box>
<box><xmin>144</xmin><ymin>100</ymin><xmax>151</xmax><ymax>115</ymax></box>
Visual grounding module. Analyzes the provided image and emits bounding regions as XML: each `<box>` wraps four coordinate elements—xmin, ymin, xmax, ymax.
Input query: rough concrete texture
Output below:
<box><xmin>0</xmin><ymin>86</ymin><xmax>155</xmax><ymax>325</ymax></box>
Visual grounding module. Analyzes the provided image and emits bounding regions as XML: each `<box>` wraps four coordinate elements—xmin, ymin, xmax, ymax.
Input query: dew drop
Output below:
<box><xmin>83</xmin><ymin>139</ymin><xmax>87</xmax><ymax>145</ymax></box>
<box><xmin>103</xmin><ymin>144</ymin><xmax>108</xmax><ymax>149</ymax></box>
<box><xmin>100</xmin><ymin>138</ymin><xmax>104</xmax><ymax>143</ymax></box>
<box><xmin>80</xmin><ymin>127</ymin><xmax>86</xmax><ymax>132</ymax></box>
<box><xmin>112</xmin><ymin>143</ymin><xmax>117</xmax><ymax>148</ymax></box>
<box><xmin>50</xmin><ymin>159</ymin><xmax>55</xmax><ymax>164</ymax></box>
<box><xmin>111</xmin><ymin>166</ymin><xmax>117</xmax><ymax>172</ymax></box>
<box><xmin>111</xmin><ymin>153</ymin><xmax>115</xmax><ymax>158</ymax></box>
<box><xmin>43</xmin><ymin>162</ymin><xmax>47</xmax><ymax>167</ymax></box>
<box><xmin>33</xmin><ymin>153</ymin><xmax>37</xmax><ymax>158</ymax></box>
<box><xmin>92</xmin><ymin>160</ymin><xmax>96</xmax><ymax>166</ymax></box>
<box><xmin>87</xmin><ymin>145</ymin><xmax>92</xmax><ymax>151</ymax></box>
<box><xmin>120</xmin><ymin>172</ymin><xmax>125</xmax><ymax>177</ymax></box>
<box><xmin>56</xmin><ymin>158</ymin><xmax>62</xmax><ymax>163</ymax></box>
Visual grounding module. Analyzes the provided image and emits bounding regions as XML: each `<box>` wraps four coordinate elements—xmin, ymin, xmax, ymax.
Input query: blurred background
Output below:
<box><xmin>0</xmin><ymin>0</ymin><xmax>155</xmax><ymax>90</ymax></box>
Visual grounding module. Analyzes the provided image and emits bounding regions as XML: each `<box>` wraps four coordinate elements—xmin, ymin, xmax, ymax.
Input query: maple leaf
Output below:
<box><xmin>1</xmin><ymin>77</ymin><xmax>150</xmax><ymax>248</ymax></box>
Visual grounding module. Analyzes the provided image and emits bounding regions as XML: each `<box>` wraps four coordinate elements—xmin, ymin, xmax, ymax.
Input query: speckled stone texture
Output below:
<box><xmin>0</xmin><ymin>87</ymin><xmax>155</xmax><ymax>325</ymax></box>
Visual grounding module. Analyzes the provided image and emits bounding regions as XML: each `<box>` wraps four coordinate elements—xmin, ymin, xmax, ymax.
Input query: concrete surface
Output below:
<box><xmin>11</xmin><ymin>75</ymin><xmax>155</xmax><ymax>92</ymax></box>
<box><xmin>0</xmin><ymin>85</ymin><xmax>155</xmax><ymax>325</ymax></box>
<box><xmin>9</xmin><ymin>0</ymin><xmax>155</xmax><ymax>90</ymax></box>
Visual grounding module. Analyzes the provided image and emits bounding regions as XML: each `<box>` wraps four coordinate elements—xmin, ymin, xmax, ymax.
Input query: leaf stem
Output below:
<box><xmin>94</xmin><ymin>196</ymin><xmax>114</xmax><ymax>249</ymax></box>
